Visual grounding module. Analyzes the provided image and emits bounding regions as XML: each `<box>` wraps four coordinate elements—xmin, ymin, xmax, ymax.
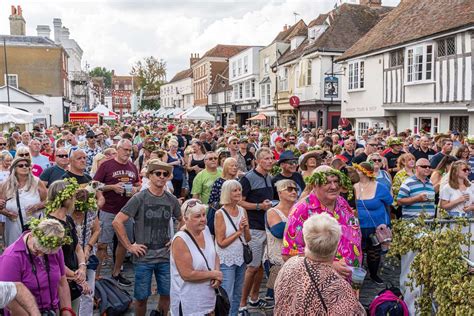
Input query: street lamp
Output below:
<box><xmin>220</xmin><ymin>79</ymin><xmax>227</xmax><ymax>126</ymax></box>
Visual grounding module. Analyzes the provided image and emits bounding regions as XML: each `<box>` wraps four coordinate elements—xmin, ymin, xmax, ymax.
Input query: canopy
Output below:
<box><xmin>0</xmin><ymin>104</ymin><xmax>33</xmax><ymax>124</ymax></box>
<box><xmin>167</xmin><ymin>108</ymin><xmax>184</xmax><ymax>118</ymax></box>
<box><xmin>247</xmin><ymin>113</ymin><xmax>267</xmax><ymax>121</ymax></box>
<box><xmin>176</xmin><ymin>108</ymin><xmax>193</xmax><ymax>119</ymax></box>
<box><xmin>181</xmin><ymin>107</ymin><xmax>215</xmax><ymax>121</ymax></box>
<box><xmin>158</xmin><ymin>108</ymin><xmax>174</xmax><ymax>118</ymax></box>
<box><xmin>92</xmin><ymin>104</ymin><xmax>119</xmax><ymax>119</ymax></box>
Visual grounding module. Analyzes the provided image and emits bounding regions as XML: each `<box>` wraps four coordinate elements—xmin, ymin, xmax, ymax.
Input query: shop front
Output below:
<box><xmin>235</xmin><ymin>103</ymin><xmax>258</xmax><ymax>126</ymax></box>
<box><xmin>206</xmin><ymin>103</ymin><xmax>234</xmax><ymax>126</ymax></box>
<box><xmin>298</xmin><ymin>101</ymin><xmax>341</xmax><ymax>130</ymax></box>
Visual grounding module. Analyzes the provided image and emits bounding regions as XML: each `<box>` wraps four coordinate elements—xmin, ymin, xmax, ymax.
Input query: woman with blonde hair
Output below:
<box><xmin>90</xmin><ymin>153</ymin><xmax>106</xmax><ymax>177</ymax></box>
<box><xmin>214</xmin><ymin>180</ymin><xmax>250</xmax><ymax>315</ymax></box>
<box><xmin>439</xmin><ymin>160</ymin><xmax>474</xmax><ymax>217</ymax></box>
<box><xmin>0</xmin><ymin>157</ymin><xmax>47</xmax><ymax>246</ymax></box>
<box><xmin>391</xmin><ymin>153</ymin><xmax>416</xmax><ymax>218</ymax></box>
<box><xmin>170</xmin><ymin>199</ymin><xmax>222</xmax><ymax>315</ymax></box>
<box><xmin>367</xmin><ymin>153</ymin><xmax>391</xmax><ymax>189</ymax></box>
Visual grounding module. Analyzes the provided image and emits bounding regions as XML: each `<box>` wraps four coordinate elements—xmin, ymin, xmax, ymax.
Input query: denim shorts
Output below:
<box><xmin>133</xmin><ymin>262</ymin><xmax>171</xmax><ymax>300</ymax></box>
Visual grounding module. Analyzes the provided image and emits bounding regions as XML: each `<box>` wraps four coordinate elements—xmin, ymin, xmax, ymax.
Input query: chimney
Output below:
<box><xmin>283</xmin><ymin>24</ymin><xmax>288</xmax><ymax>31</ymax></box>
<box><xmin>61</xmin><ymin>27</ymin><xmax>70</xmax><ymax>40</ymax></box>
<box><xmin>190</xmin><ymin>53</ymin><xmax>200</xmax><ymax>67</ymax></box>
<box><xmin>53</xmin><ymin>18</ymin><xmax>62</xmax><ymax>43</ymax></box>
<box><xmin>9</xmin><ymin>5</ymin><xmax>26</xmax><ymax>36</ymax></box>
<box><xmin>36</xmin><ymin>25</ymin><xmax>51</xmax><ymax>38</ymax></box>
<box><xmin>360</xmin><ymin>0</ymin><xmax>382</xmax><ymax>7</ymax></box>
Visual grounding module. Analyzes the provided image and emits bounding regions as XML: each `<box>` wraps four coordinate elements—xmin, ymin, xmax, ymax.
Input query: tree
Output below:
<box><xmin>130</xmin><ymin>56</ymin><xmax>166</xmax><ymax>110</ymax></box>
<box><xmin>89</xmin><ymin>67</ymin><xmax>112</xmax><ymax>88</ymax></box>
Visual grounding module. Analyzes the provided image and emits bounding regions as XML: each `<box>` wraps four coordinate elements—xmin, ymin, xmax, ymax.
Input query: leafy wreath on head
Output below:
<box><xmin>45</xmin><ymin>178</ymin><xmax>80</xmax><ymax>215</ymax></box>
<box><xmin>304</xmin><ymin>168</ymin><xmax>354</xmax><ymax>200</ymax></box>
<box><xmin>352</xmin><ymin>163</ymin><xmax>376</xmax><ymax>179</ymax></box>
<box><xmin>29</xmin><ymin>218</ymin><xmax>72</xmax><ymax>249</ymax></box>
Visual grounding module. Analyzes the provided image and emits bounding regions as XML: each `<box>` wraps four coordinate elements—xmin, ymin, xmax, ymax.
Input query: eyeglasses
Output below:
<box><xmin>184</xmin><ymin>199</ymin><xmax>202</xmax><ymax>215</ymax></box>
<box><xmin>417</xmin><ymin>165</ymin><xmax>431</xmax><ymax>169</ymax></box>
<box><xmin>283</xmin><ymin>160</ymin><xmax>298</xmax><ymax>165</ymax></box>
<box><xmin>151</xmin><ymin>170</ymin><xmax>170</xmax><ymax>178</ymax></box>
<box><xmin>206</xmin><ymin>157</ymin><xmax>218</xmax><ymax>161</ymax></box>
<box><xmin>285</xmin><ymin>187</ymin><xmax>297</xmax><ymax>193</ymax></box>
<box><xmin>56</xmin><ymin>154</ymin><xmax>69</xmax><ymax>158</ymax></box>
<box><xmin>16</xmin><ymin>163</ymin><xmax>30</xmax><ymax>169</ymax></box>
<box><xmin>367</xmin><ymin>143</ymin><xmax>377</xmax><ymax>147</ymax></box>
<box><xmin>230</xmin><ymin>142</ymin><xmax>238</xmax><ymax>145</ymax></box>
<box><xmin>18</xmin><ymin>153</ymin><xmax>30</xmax><ymax>157</ymax></box>
<box><xmin>370</xmin><ymin>159</ymin><xmax>382</xmax><ymax>163</ymax></box>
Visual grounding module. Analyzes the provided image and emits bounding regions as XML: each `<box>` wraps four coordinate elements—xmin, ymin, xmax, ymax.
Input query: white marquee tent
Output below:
<box><xmin>0</xmin><ymin>103</ymin><xmax>34</xmax><ymax>124</ymax></box>
<box><xmin>181</xmin><ymin>107</ymin><xmax>215</xmax><ymax>121</ymax></box>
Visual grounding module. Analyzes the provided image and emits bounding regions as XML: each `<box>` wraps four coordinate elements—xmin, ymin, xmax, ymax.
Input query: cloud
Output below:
<box><xmin>1</xmin><ymin>0</ymin><xmax>400</xmax><ymax>79</ymax></box>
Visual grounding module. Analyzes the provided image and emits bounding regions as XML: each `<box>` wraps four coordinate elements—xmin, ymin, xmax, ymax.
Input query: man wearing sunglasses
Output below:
<box><xmin>352</xmin><ymin>137</ymin><xmax>378</xmax><ymax>164</ymax></box>
<box><xmin>271</xmin><ymin>150</ymin><xmax>305</xmax><ymax>200</ymax></box>
<box><xmin>113</xmin><ymin>160</ymin><xmax>182</xmax><ymax>316</ymax></box>
<box><xmin>28</xmin><ymin>138</ymin><xmax>51</xmax><ymax>177</ymax></box>
<box><xmin>84</xmin><ymin>130</ymin><xmax>102</xmax><ymax>173</ymax></box>
<box><xmin>40</xmin><ymin>148</ymin><xmax>70</xmax><ymax>187</ymax></box>
<box><xmin>191</xmin><ymin>152</ymin><xmax>222</xmax><ymax>204</ymax></box>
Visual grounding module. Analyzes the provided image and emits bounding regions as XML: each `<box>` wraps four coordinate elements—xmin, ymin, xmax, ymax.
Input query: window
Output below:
<box><xmin>437</xmin><ymin>37</ymin><xmax>456</xmax><ymax>57</ymax></box>
<box><xmin>233</xmin><ymin>85</ymin><xmax>238</xmax><ymax>100</ymax></box>
<box><xmin>357</xmin><ymin>121</ymin><xmax>369</xmax><ymax>138</ymax></box>
<box><xmin>226</xmin><ymin>91</ymin><xmax>231</xmax><ymax>102</ymax></box>
<box><xmin>450</xmin><ymin>116</ymin><xmax>469</xmax><ymax>134</ymax></box>
<box><xmin>186</xmin><ymin>95</ymin><xmax>191</xmax><ymax>104</ymax></box>
<box><xmin>278</xmin><ymin>68</ymin><xmax>288</xmax><ymax>91</ymax></box>
<box><xmin>389</xmin><ymin>49</ymin><xmax>404</xmax><ymax>67</ymax></box>
<box><xmin>239</xmin><ymin>83</ymin><xmax>243</xmax><ymax>99</ymax></box>
<box><xmin>260</xmin><ymin>83</ymin><xmax>271</xmax><ymax>106</ymax></box>
<box><xmin>238</xmin><ymin>60</ymin><xmax>242</xmax><ymax>76</ymax></box>
<box><xmin>212</xmin><ymin>93</ymin><xmax>218</xmax><ymax>104</ymax></box>
<box><xmin>348</xmin><ymin>61</ymin><xmax>364</xmax><ymax>90</ymax></box>
<box><xmin>115</xmin><ymin>97</ymin><xmax>120</xmax><ymax>104</ymax></box>
<box><xmin>244</xmin><ymin>56</ymin><xmax>248</xmax><ymax>73</ymax></box>
<box><xmin>244</xmin><ymin>81</ymin><xmax>250</xmax><ymax>98</ymax></box>
<box><xmin>407</xmin><ymin>45</ymin><xmax>433</xmax><ymax>82</ymax></box>
<box><xmin>264</xmin><ymin>57</ymin><xmax>269</xmax><ymax>74</ymax></box>
<box><xmin>411</xmin><ymin>114</ymin><xmax>439</xmax><ymax>134</ymax></box>
<box><xmin>115</xmin><ymin>84</ymin><xmax>119</xmax><ymax>90</ymax></box>
<box><xmin>232</xmin><ymin>61</ymin><xmax>237</xmax><ymax>78</ymax></box>
<box><xmin>307</xmin><ymin>60</ymin><xmax>312</xmax><ymax>85</ymax></box>
<box><xmin>251</xmin><ymin>79</ymin><xmax>255</xmax><ymax>98</ymax></box>
<box><xmin>122</xmin><ymin>97</ymin><xmax>128</xmax><ymax>104</ymax></box>
<box><xmin>5</xmin><ymin>74</ymin><xmax>18</xmax><ymax>88</ymax></box>
<box><xmin>266</xmin><ymin>84</ymin><xmax>271</xmax><ymax>105</ymax></box>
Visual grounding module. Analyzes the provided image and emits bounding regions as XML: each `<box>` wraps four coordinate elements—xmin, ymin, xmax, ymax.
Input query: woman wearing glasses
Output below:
<box><xmin>0</xmin><ymin>157</ymin><xmax>47</xmax><ymax>247</ymax></box>
<box><xmin>186</xmin><ymin>140</ymin><xmax>206</xmax><ymax>197</ymax></box>
<box><xmin>171</xmin><ymin>199</ymin><xmax>222</xmax><ymax>316</ymax></box>
<box><xmin>439</xmin><ymin>161</ymin><xmax>474</xmax><ymax>218</ymax></box>
<box><xmin>214</xmin><ymin>180</ymin><xmax>250</xmax><ymax>316</ymax></box>
<box><xmin>367</xmin><ymin>153</ymin><xmax>392</xmax><ymax>189</ymax></box>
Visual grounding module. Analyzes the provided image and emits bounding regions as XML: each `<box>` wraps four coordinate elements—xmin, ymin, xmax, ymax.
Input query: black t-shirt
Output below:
<box><xmin>412</xmin><ymin>148</ymin><xmax>436</xmax><ymax>162</ymax></box>
<box><xmin>352</xmin><ymin>152</ymin><xmax>368</xmax><ymax>164</ymax></box>
<box><xmin>342</xmin><ymin>151</ymin><xmax>355</xmax><ymax>165</ymax></box>
<box><xmin>241</xmin><ymin>151</ymin><xmax>255</xmax><ymax>170</ymax></box>
<box><xmin>40</xmin><ymin>165</ymin><xmax>68</xmax><ymax>187</ymax></box>
<box><xmin>47</xmin><ymin>215</ymin><xmax>78</xmax><ymax>270</ymax></box>
<box><xmin>384</xmin><ymin>151</ymin><xmax>404</xmax><ymax>169</ymax></box>
<box><xmin>203</xmin><ymin>141</ymin><xmax>212</xmax><ymax>152</ymax></box>
<box><xmin>240</xmin><ymin>169</ymin><xmax>273</xmax><ymax>230</ymax></box>
<box><xmin>62</xmin><ymin>171</ymin><xmax>92</xmax><ymax>185</ymax></box>
<box><xmin>271</xmin><ymin>172</ymin><xmax>306</xmax><ymax>200</ymax></box>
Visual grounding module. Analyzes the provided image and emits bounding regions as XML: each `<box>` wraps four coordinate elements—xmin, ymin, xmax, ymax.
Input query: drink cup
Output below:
<box><xmin>350</xmin><ymin>267</ymin><xmax>367</xmax><ymax>290</ymax></box>
<box><xmin>123</xmin><ymin>183</ymin><xmax>133</xmax><ymax>197</ymax></box>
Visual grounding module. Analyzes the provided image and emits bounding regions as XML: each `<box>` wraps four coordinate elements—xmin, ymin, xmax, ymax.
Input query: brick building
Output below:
<box><xmin>111</xmin><ymin>71</ymin><xmax>137</xmax><ymax>115</ymax></box>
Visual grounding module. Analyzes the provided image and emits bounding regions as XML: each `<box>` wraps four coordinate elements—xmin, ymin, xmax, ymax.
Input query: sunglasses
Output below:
<box><xmin>18</xmin><ymin>153</ymin><xmax>30</xmax><ymax>157</ymax></box>
<box><xmin>283</xmin><ymin>160</ymin><xmax>298</xmax><ymax>165</ymax></box>
<box><xmin>56</xmin><ymin>154</ymin><xmax>69</xmax><ymax>158</ymax></box>
<box><xmin>285</xmin><ymin>187</ymin><xmax>297</xmax><ymax>193</ymax></box>
<box><xmin>417</xmin><ymin>165</ymin><xmax>431</xmax><ymax>169</ymax></box>
<box><xmin>0</xmin><ymin>143</ymin><xmax>6</xmax><ymax>146</ymax></box>
<box><xmin>16</xmin><ymin>163</ymin><xmax>30</xmax><ymax>169</ymax></box>
<box><xmin>206</xmin><ymin>157</ymin><xmax>218</xmax><ymax>161</ymax></box>
<box><xmin>184</xmin><ymin>199</ymin><xmax>203</xmax><ymax>215</ymax></box>
<box><xmin>152</xmin><ymin>170</ymin><xmax>170</xmax><ymax>178</ymax></box>
<box><xmin>371</xmin><ymin>159</ymin><xmax>382</xmax><ymax>163</ymax></box>
<box><xmin>462</xmin><ymin>168</ymin><xmax>471</xmax><ymax>173</ymax></box>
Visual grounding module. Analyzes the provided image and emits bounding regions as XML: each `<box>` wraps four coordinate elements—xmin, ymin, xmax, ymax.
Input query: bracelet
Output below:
<box><xmin>61</xmin><ymin>307</ymin><xmax>76</xmax><ymax>316</ymax></box>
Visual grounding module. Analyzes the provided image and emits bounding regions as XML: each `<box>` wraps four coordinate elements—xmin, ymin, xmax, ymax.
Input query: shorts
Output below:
<box><xmin>248</xmin><ymin>229</ymin><xmax>267</xmax><ymax>268</ymax></box>
<box><xmin>134</xmin><ymin>262</ymin><xmax>171</xmax><ymax>300</ymax></box>
<box><xmin>98</xmin><ymin>210</ymin><xmax>133</xmax><ymax>244</ymax></box>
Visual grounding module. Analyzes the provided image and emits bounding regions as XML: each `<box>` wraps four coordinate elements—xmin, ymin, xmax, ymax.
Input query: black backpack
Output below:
<box><xmin>95</xmin><ymin>278</ymin><xmax>132</xmax><ymax>316</ymax></box>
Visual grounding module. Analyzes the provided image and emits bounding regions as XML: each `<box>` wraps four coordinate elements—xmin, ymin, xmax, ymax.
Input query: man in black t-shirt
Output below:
<box><xmin>271</xmin><ymin>150</ymin><xmax>305</xmax><ymax>199</ymax></box>
<box><xmin>384</xmin><ymin>137</ymin><xmax>405</xmax><ymax>178</ymax></box>
<box><xmin>239</xmin><ymin>137</ymin><xmax>255</xmax><ymax>171</ymax></box>
<box><xmin>352</xmin><ymin>137</ymin><xmax>378</xmax><ymax>164</ymax></box>
<box><xmin>412</xmin><ymin>136</ymin><xmax>436</xmax><ymax>161</ymax></box>
<box><xmin>62</xmin><ymin>149</ymin><xmax>92</xmax><ymax>185</ymax></box>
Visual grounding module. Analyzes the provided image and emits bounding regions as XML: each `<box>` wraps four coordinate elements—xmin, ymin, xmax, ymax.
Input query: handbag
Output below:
<box><xmin>304</xmin><ymin>258</ymin><xmax>328</xmax><ymax>313</ymax></box>
<box><xmin>220</xmin><ymin>208</ymin><xmax>253</xmax><ymax>265</ymax></box>
<box><xmin>360</xmin><ymin>197</ymin><xmax>392</xmax><ymax>247</ymax></box>
<box><xmin>16</xmin><ymin>189</ymin><xmax>29</xmax><ymax>232</ymax></box>
<box><xmin>183</xmin><ymin>229</ymin><xmax>230</xmax><ymax>316</ymax></box>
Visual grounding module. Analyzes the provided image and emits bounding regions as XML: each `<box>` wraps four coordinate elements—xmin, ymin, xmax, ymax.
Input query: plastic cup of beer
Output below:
<box><xmin>351</xmin><ymin>267</ymin><xmax>367</xmax><ymax>290</ymax></box>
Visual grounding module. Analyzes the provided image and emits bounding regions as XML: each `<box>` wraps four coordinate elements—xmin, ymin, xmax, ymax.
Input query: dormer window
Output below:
<box><xmin>308</xmin><ymin>25</ymin><xmax>328</xmax><ymax>43</ymax></box>
<box><xmin>291</xmin><ymin>36</ymin><xmax>305</xmax><ymax>51</ymax></box>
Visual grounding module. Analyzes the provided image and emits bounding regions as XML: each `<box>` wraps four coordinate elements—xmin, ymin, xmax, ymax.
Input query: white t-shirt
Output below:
<box><xmin>439</xmin><ymin>184</ymin><xmax>474</xmax><ymax>216</ymax></box>
<box><xmin>0</xmin><ymin>281</ymin><xmax>16</xmax><ymax>308</ymax></box>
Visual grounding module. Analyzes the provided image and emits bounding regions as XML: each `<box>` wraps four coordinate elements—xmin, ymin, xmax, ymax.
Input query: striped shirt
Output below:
<box><xmin>397</xmin><ymin>175</ymin><xmax>435</xmax><ymax>218</ymax></box>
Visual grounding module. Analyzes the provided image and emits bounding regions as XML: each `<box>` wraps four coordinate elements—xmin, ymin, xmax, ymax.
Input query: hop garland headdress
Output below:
<box><xmin>45</xmin><ymin>178</ymin><xmax>80</xmax><ymax>215</ymax></box>
<box><xmin>304</xmin><ymin>168</ymin><xmax>354</xmax><ymax>200</ymax></box>
<box><xmin>352</xmin><ymin>163</ymin><xmax>376</xmax><ymax>179</ymax></box>
<box><xmin>29</xmin><ymin>218</ymin><xmax>72</xmax><ymax>249</ymax></box>
<box><xmin>74</xmin><ymin>189</ymin><xmax>97</xmax><ymax>213</ymax></box>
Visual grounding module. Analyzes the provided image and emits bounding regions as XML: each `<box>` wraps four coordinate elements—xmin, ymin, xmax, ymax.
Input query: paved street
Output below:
<box><xmin>97</xmin><ymin>255</ymin><xmax>400</xmax><ymax>315</ymax></box>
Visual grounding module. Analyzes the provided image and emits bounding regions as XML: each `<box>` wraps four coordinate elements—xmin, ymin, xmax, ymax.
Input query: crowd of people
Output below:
<box><xmin>0</xmin><ymin>117</ymin><xmax>473</xmax><ymax>315</ymax></box>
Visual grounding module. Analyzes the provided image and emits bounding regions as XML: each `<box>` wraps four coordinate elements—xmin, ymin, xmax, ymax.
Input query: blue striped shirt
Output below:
<box><xmin>397</xmin><ymin>175</ymin><xmax>435</xmax><ymax>218</ymax></box>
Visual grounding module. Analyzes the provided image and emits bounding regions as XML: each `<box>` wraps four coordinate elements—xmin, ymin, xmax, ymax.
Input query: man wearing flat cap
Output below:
<box><xmin>271</xmin><ymin>150</ymin><xmax>305</xmax><ymax>199</ymax></box>
<box><xmin>113</xmin><ymin>159</ymin><xmax>183</xmax><ymax>316</ymax></box>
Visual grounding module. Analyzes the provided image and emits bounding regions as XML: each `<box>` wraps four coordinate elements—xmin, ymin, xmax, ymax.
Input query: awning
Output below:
<box><xmin>247</xmin><ymin>113</ymin><xmax>267</xmax><ymax>121</ymax></box>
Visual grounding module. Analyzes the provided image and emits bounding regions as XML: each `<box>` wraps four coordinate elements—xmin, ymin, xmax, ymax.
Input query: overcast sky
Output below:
<box><xmin>1</xmin><ymin>0</ymin><xmax>400</xmax><ymax>80</ymax></box>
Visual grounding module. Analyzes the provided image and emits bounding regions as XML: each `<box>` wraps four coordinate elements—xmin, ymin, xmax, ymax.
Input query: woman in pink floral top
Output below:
<box><xmin>282</xmin><ymin>166</ymin><xmax>362</xmax><ymax>278</ymax></box>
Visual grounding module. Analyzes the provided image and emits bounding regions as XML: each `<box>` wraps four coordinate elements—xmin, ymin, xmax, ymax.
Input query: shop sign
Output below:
<box><xmin>324</xmin><ymin>76</ymin><xmax>338</xmax><ymax>98</ymax></box>
<box><xmin>289</xmin><ymin>96</ymin><xmax>300</xmax><ymax>108</ymax></box>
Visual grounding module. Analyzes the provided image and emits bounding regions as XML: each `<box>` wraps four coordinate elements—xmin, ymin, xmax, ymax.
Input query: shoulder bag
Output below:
<box><xmin>220</xmin><ymin>207</ymin><xmax>253</xmax><ymax>264</ymax></box>
<box><xmin>359</xmin><ymin>193</ymin><xmax>392</xmax><ymax>247</ymax></box>
<box><xmin>304</xmin><ymin>257</ymin><xmax>328</xmax><ymax>313</ymax></box>
<box><xmin>16</xmin><ymin>189</ymin><xmax>29</xmax><ymax>232</ymax></box>
<box><xmin>183</xmin><ymin>229</ymin><xmax>230</xmax><ymax>316</ymax></box>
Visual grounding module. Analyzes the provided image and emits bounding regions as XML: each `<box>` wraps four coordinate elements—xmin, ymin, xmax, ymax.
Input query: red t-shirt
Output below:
<box><xmin>93</xmin><ymin>159</ymin><xmax>140</xmax><ymax>214</ymax></box>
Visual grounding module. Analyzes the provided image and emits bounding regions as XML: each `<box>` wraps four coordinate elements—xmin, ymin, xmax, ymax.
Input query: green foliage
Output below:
<box><xmin>89</xmin><ymin>66</ymin><xmax>112</xmax><ymax>88</ymax></box>
<box><xmin>389</xmin><ymin>216</ymin><xmax>474</xmax><ymax>315</ymax></box>
<box><xmin>29</xmin><ymin>218</ymin><xmax>72</xmax><ymax>249</ymax></box>
<box><xmin>304</xmin><ymin>169</ymin><xmax>353</xmax><ymax>200</ymax></box>
<box><xmin>45</xmin><ymin>178</ymin><xmax>80</xmax><ymax>215</ymax></box>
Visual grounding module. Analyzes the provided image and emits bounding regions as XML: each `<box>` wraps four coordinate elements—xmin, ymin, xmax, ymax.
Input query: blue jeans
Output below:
<box><xmin>220</xmin><ymin>263</ymin><xmax>246</xmax><ymax>316</ymax></box>
<box><xmin>134</xmin><ymin>262</ymin><xmax>171</xmax><ymax>301</ymax></box>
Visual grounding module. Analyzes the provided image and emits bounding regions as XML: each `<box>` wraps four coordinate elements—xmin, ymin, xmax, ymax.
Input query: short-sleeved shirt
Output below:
<box><xmin>121</xmin><ymin>189</ymin><xmax>181</xmax><ymax>263</ymax></box>
<box><xmin>429</xmin><ymin>152</ymin><xmax>445</xmax><ymax>169</ymax></box>
<box><xmin>191</xmin><ymin>169</ymin><xmax>222</xmax><ymax>205</ymax></box>
<box><xmin>412</xmin><ymin>148</ymin><xmax>436</xmax><ymax>162</ymax></box>
<box><xmin>62</xmin><ymin>171</ymin><xmax>92</xmax><ymax>185</ymax></box>
<box><xmin>31</xmin><ymin>154</ymin><xmax>52</xmax><ymax>176</ymax></box>
<box><xmin>352</xmin><ymin>152</ymin><xmax>368</xmax><ymax>165</ymax></box>
<box><xmin>0</xmin><ymin>282</ymin><xmax>16</xmax><ymax>308</ymax></box>
<box><xmin>40</xmin><ymin>165</ymin><xmax>68</xmax><ymax>187</ymax></box>
<box><xmin>240</xmin><ymin>151</ymin><xmax>255</xmax><ymax>171</ymax></box>
<box><xmin>271</xmin><ymin>172</ymin><xmax>306</xmax><ymax>200</ymax></box>
<box><xmin>397</xmin><ymin>175</ymin><xmax>435</xmax><ymax>218</ymax></box>
<box><xmin>240</xmin><ymin>169</ymin><xmax>274</xmax><ymax>231</ymax></box>
<box><xmin>439</xmin><ymin>184</ymin><xmax>474</xmax><ymax>217</ymax></box>
<box><xmin>0</xmin><ymin>232</ymin><xmax>65</xmax><ymax>312</ymax></box>
<box><xmin>282</xmin><ymin>194</ymin><xmax>363</xmax><ymax>268</ymax></box>
<box><xmin>84</xmin><ymin>146</ymin><xmax>102</xmax><ymax>173</ymax></box>
<box><xmin>356</xmin><ymin>183</ymin><xmax>393</xmax><ymax>229</ymax></box>
<box><xmin>93</xmin><ymin>159</ymin><xmax>140</xmax><ymax>214</ymax></box>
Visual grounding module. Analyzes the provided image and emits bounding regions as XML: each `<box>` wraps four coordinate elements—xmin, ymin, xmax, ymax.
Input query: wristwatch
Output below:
<box><xmin>256</xmin><ymin>203</ymin><xmax>260</xmax><ymax>211</ymax></box>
